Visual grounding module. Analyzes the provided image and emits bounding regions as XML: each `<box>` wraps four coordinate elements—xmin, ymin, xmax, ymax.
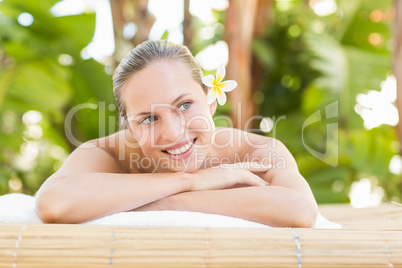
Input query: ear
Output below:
<box><xmin>209</xmin><ymin>100</ymin><xmax>217</xmax><ymax>116</ymax></box>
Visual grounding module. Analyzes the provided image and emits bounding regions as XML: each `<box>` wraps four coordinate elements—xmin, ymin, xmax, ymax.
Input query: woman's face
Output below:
<box><xmin>123</xmin><ymin>60</ymin><xmax>217</xmax><ymax>172</ymax></box>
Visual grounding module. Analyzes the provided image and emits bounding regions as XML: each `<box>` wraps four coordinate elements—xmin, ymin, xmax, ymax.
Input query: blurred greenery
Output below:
<box><xmin>253</xmin><ymin>0</ymin><xmax>401</xmax><ymax>203</ymax></box>
<box><xmin>0</xmin><ymin>0</ymin><xmax>400</xmax><ymax>205</ymax></box>
<box><xmin>0</xmin><ymin>0</ymin><xmax>117</xmax><ymax>195</ymax></box>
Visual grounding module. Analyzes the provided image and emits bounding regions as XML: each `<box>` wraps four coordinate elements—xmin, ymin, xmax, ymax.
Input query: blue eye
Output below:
<box><xmin>178</xmin><ymin>102</ymin><xmax>191</xmax><ymax>111</ymax></box>
<box><xmin>141</xmin><ymin>116</ymin><xmax>157</xmax><ymax>124</ymax></box>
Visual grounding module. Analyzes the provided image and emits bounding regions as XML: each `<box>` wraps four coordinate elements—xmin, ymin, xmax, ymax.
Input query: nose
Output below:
<box><xmin>160</xmin><ymin>113</ymin><xmax>185</xmax><ymax>143</ymax></box>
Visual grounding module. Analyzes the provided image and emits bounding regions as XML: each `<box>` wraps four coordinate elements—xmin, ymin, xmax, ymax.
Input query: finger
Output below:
<box><xmin>245</xmin><ymin>174</ymin><xmax>268</xmax><ymax>186</ymax></box>
<box><xmin>241</xmin><ymin>172</ymin><xmax>269</xmax><ymax>186</ymax></box>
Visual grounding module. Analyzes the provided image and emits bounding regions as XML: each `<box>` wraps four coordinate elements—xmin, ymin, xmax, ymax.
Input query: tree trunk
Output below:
<box><xmin>251</xmin><ymin>0</ymin><xmax>273</xmax><ymax>127</ymax></box>
<box><xmin>133</xmin><ymin>0</ymin><xmax>153</xmax><ymax>46</ymax></box>
<box><xmin>225</xmin><ymin>0</ymin><xmax>273</xmax><ymax>130</ymax></box>
<box><xmin>183</xmin><ymin>0</ymin><xmax>193</xmax><ymax>50</ymax></box>
<box><xmin>110</xmin><ymin>0</ymin><xmax>127</xmax><ymax>66</ymax></box>
<box><xmin>225</xmin><ymin>0</ymin><xmax>257</xmax><ymax>130</ymax></box>
<box><xmin>110</xmin><ymin>0</ymin><xmax>153</xmax><ymax>67</ymax></box>
<box><xmin>394</xmin><ymin>0</ymin><xmax>402</xmax><ymax>154</ymax></box>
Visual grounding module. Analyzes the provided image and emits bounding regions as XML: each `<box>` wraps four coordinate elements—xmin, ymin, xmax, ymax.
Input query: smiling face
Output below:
<box><xmin>123</xmin><ymin>60</ymin><xmax>217</xmax><ymax>172</ymax></box>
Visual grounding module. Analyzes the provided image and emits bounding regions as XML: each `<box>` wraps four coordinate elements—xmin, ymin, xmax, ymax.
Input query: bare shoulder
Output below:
<box><xmin>213</xmin><ymin>127</ymin><xmax>297</xmax><ymax>169</ymax></box>
<box><xmin>213</xmin><ymin>127</ymin><xmax>281</xmax><ymax>152</ymax></box>
<box><xmin>54</xmin><ymin>129</ymin><xmax>142</xmax><ymax>178</ymax></box>
<box><xmin>244</xmin><ymin>130</ymin><xmax>298</xmax><ymax>170</ymax></box>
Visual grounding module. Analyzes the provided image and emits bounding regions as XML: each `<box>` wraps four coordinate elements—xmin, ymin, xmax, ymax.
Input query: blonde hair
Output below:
<box><xmin>113</xmin><ymin>40</ymin><xmax>207</xmax><ymax>128</ymax></box>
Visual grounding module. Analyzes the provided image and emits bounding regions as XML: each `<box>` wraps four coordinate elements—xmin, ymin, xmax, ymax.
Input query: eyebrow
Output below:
<box><xmin>134</xmin><ymin>93</ymin><xmax>193</xmax><ymax>117</ymax></box>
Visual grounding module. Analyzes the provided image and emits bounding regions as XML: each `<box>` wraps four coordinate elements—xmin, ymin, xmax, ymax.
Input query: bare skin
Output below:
<box><xmin>35</xmin><ymin>60</ymin><xmax>318</xmax><ymax>226</ymax></box>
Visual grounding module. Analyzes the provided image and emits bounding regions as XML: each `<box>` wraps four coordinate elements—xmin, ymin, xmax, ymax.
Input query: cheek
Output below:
<box><xmin>186</xmin><ymin>109</ymin><xmax>215</xmax><ymax>135</ymax></box>
<box><xmin>136</xmin><ymin>135</ymin><xmax>157</xmax><ymax>157</ymax></box>
<box><xmin>187</xmin><ymin>117</ymin><xmax>212</xmax><ymax>131</ymax></box>
<box><xmin>130</xmin><ymin>125</ymin><xmax>153</xmax><ymax>150</ymax></box>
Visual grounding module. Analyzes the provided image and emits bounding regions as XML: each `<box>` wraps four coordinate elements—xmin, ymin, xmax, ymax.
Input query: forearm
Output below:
<box><xmin>36</xmin><ymin>172</ymin><xmax>192</xmax><ymax>223</ymax></box>
<box><xmin>154</xmin><ymin>186</ymin><xmax>317</xmax><ymax>227</ymax></box>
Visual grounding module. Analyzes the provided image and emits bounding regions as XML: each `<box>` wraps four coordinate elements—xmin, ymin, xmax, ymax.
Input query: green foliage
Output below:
<box><xmin>0</xmin><ymin>0</ymin><xmax>400</xmax><ymax>206</ymax></box>
<box><xmin>253</xmin><ymin>0</ymin><xmax>400</xmax><ymax>203</ymax></box>
<box><xmin>191</xmin><ymin>9</ymin><xmax>226</xmax><ymax>56</ymax></box>
<box><xmin>0</xmin><ymin>0</ymin><xmax>117</xmax><ymax>195</ymax></box>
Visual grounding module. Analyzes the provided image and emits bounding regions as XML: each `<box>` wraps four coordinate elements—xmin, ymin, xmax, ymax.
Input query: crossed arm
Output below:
<box><xmin>134</xmin><ymin>143</ymin><xmax>318</xmax><ymax>227</ymax></box>
<box><xmin>36</xmin><ymin>137</ymin><xmax>317</xmax><ymax>227</ymax></box>
<box><xmin>135</xmin><ymin>183</ymin><xmax>317</xmax><ymax>227</ymax></box>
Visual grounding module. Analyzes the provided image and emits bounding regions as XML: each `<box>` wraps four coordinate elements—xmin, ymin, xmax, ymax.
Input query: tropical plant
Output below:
<box><xmin>0</xmin><ymin>0</ymin><xmax>117</xmax><ymax>195</ymax></box>
<box><xmin>0</xmin><ymin>0</ymin><xmax>400</xmax><ymax>206</ymax></box>
<box><xmin>253</xmin><ymin>0</ymin><xmax>400</xmax><ymax>203</ymax></box>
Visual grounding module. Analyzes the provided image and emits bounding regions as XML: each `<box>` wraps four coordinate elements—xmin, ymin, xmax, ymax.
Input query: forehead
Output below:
<box><xmin>122</xmin><ymin>60</ymin><xmax>203</xmax><ymax>114</ymax></box>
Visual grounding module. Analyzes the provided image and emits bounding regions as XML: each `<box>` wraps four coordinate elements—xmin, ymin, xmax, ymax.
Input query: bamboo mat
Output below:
<box><xmin>319</xmin><ymin>203</ymin><xmax>402</xmax><ymax>230</ymax></box>
<box><xmin>0</xmin><ymin>203</ymin><xmax>401</xmax><ymax>268</ymax></box>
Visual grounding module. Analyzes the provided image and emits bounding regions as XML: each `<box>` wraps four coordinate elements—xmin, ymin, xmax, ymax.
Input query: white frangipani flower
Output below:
<box><xmin>202</xmin><ymin>64</ymin><xmax>237</xmax><ymax>105</ymax></box>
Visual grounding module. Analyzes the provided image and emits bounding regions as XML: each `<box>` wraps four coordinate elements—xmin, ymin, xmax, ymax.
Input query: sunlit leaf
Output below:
<box><xmin>55</xmin><ymin>13</ymin><xmax>96</xmax><ymax>50</ymax></box>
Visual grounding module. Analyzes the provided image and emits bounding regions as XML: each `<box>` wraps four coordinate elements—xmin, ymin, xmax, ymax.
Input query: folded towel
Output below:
<box><xmin>0</xmin><ymin>193</ymin><xmax>42</xmax><ymax>224</ymax></box>
<box><xmin>0</xmin><ymin>193</ymin><xmax>342</xmax><ymax>229</ymax></box>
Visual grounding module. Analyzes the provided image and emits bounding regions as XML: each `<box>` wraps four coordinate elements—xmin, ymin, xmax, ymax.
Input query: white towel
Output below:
<box><xmin>0</xmin><ymin>193</ymin><xmax>342</xmax><ymax>229</ymax></box>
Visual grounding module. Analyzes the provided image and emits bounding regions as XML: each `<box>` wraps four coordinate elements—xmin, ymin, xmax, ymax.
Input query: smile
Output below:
<box><xmin>162</xmin><ymin>138</ymin><xmax>197</xmax><ymax>156</ymax></box>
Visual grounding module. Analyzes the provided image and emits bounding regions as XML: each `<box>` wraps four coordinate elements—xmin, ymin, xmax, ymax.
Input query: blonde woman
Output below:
<box><xmin>36</xmin><ymin>40</ymin><xmax>318</xmax><ymax>227</ymax></box>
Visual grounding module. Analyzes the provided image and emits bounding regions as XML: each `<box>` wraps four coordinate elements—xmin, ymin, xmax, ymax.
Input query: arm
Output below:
<box><xmin>136</xmin><ymin>136</ymin><xmax>318</xmax><ymax>227</ymax></box>
<box><xmin>138</xmin><ymin>185</ymin><xmax>316</xmax><ymax>227</ymax></box>
<box><xmin>256</xmin><ymin>139</ymin><xmax>319</xmax><ymax>224</ymax></box>
<box><xmin>35</xmin><ymin>143</ymin><xmax>193</xmax><ymax>223</ymax></box>
<box><xmin>36</xmin><ymin>141</ymin><xmax>268</xmax><ymax>224</ymax></box>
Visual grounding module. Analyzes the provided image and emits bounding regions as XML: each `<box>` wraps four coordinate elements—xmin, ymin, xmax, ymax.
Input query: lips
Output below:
<box><xmin>162</xmin><ymin>138</ymin><xmax>197</xmax><ymax>158</ymax></box>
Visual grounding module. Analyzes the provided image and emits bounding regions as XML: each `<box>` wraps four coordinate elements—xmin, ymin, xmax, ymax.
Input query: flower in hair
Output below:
<box><xmin>202</xmin><ymin>64</ymin><xmax>237</xmax><ymax>105</ymax></box>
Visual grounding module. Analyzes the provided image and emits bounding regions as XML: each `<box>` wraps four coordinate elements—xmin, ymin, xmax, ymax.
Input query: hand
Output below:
<box><xmin>189</xmin><ymin>162</ymin><xmax>271</xmax><ymax>191</ymax></box>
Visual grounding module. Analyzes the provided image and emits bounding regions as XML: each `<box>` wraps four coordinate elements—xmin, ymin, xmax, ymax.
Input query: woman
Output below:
<box><xmin>35</xmin><ymin>40</ymin><xmax>318</xmax><ymax>227</ymax></box>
